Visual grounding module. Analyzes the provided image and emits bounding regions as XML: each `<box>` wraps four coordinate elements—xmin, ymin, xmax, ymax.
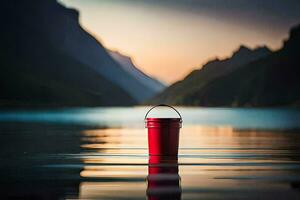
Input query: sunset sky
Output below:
<box><xmin>59</xmin><ymin>0</ymin><xmax>300</xmax><ymax>84</ymax></box>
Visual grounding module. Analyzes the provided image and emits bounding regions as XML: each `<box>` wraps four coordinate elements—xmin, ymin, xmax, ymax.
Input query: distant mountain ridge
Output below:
<box><xmin>109</xmin><ymin>50</ymin><xmax>165</xmax><ymax>94</ymax></box>
<box><xmin>0</xmin><ymin>0</ymin><xmax>161</xmax><ymax>107</ymax></box>
<box><xmin>192</xmin><ymin>24</ymin><xmax>300</xmax><ymax>107</ymax></box>
<box><xmin>149</xmin><ymin>45</ymin><xmax>272</xmax><ymax>105</ymax></box>
<box><xmin>150</xmin><ymin>24</ymin><xmax>300</xmax><ymax>107</ymax></box>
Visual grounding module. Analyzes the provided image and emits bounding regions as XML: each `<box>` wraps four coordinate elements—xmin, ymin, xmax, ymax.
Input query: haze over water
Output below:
<box><xmin>1</xmin><ymin>107</ymin><xmax>300</xmax><ymax>199</ymax></box>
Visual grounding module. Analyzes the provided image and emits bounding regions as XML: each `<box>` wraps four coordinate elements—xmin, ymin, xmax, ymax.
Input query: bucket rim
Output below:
<box><xmin>146</xmin><ymin>117</ymin><xmax>182</xmax><ymax>122</ymax></box>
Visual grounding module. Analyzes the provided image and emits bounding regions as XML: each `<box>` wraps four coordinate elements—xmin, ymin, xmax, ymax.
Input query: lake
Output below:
<box><xmin>1</xmin><ymin>107</ymin><xmax>300</xmax><ymax>199</ymax></box>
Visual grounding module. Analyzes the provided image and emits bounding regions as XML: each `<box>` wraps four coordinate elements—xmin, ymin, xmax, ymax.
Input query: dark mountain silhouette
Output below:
<box><xmin>189</xmin><ymin>24</ymin><xmax>300</xmax><ymax>107</ymax></box>
<box><xmin>0</xmin><ymin>0</ymin><xmax>159</xmax><ymax>107</ymax></box>
<box><xmin>150</xmin><ymin>24</ymin><xmax>300</xmax><ymax>107</ymax></box>
<box><xmin>108</xmin><ymin>50</ymin><xmax>165</xmax><ymax>94</ymax></box>
<box><xmin>149</xmin><ymin>45</ymin><xmax>271</xmax><ymax>105</ymax></box>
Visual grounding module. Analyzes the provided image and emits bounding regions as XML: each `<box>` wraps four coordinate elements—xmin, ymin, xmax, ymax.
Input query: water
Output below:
<box><xmin>1</xmin><ymin>107</ymin><xmax>300</xmax><ymax>199</ymax></box>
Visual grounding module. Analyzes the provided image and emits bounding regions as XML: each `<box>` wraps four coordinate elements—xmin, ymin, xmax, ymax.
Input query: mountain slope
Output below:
<box><xmin>42</xmin><ymin>0</ymin><xmax>158</xmax><ymax>102</ymax></box>
<box><xmin>188</xmin><ymin>24</ymin><xmax>300</xmax><ymax>107</ymax></box>
<box><xmin>109</xmin><ymin>50</ymin><xmax>165</xmax><ymax>93</ymax></box>
<box><xmin>150</xmin><ymin>45</ymin><xmax>271</xmax><ymax>105</ymax></box>
<box><xmin>0</xmin><ymin>27</ymin><xmax>135</xmax><ymax>107</ymax></box>
<box><xmin>0</xmin><ymin>0</ymin><xmax>157</xmax><ymax>107</ymax></box>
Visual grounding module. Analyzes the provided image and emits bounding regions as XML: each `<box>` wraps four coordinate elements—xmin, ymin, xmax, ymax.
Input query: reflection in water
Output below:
<box><xmin>0</xmin><ymin>123</ymin><xmax>83</xmax><ymax>199</ymax></box>
<box><xmin>147</xmin><ymin>156</ymin><xmax>181</xmax><ymax>200</ymax></box>
<box><xmin>1</xmin><ymin>116</ymin><xmax>300</xmax><ymax>199</ymax></box>
<box><xmin>78</xmin><ymin>126</ymin><xmax>300</xmax><ymax>199</ymax></box>
<box><xmin>78</xmin><ymin>128</ymin><xmax>147</xmax><ymax>199</ymax></box>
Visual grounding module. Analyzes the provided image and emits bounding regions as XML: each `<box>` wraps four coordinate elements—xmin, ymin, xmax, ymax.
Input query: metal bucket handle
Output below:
<box><xmin>144</xmin><ymin>104</ymin><xmax>182</xmax><ymax>123</ymax></box>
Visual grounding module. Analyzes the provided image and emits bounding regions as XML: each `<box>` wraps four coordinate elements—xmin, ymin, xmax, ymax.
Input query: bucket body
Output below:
<box><xmin>146</xmin><ymin>118</ymin><xmax>181</xmax><ymax>157</ymax></box>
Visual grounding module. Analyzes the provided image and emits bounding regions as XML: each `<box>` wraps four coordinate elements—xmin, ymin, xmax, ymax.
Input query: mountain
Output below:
<box><xmin>149</xmin><ymin>45</ymin><xmax>272</xmax><ymax>105</ymax></box>
<box><xmin>108</xmin><ymin>50</ymin><xmax>165</xmax><ymax>94</ymax></box>
<box><xmin>188</xmin><ymin>24</ymin><xmax>300</xmax><ymax>107</ymax></box>
<box><xmin>150</xmin><ymin>24</ymin><xmax>300</xmax><ymax>107</ymax></box>
<box><xmin>0</xmin><ymin>0</ymin><xmax>157</xmax><ymax>107</ymax></box>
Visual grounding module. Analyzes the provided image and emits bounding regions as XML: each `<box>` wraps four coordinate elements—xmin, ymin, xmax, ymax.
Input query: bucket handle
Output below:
<box><xmin>144</xmin><ymin>104</ymin><xmax>182</xmax><ymax>122</ymax></box>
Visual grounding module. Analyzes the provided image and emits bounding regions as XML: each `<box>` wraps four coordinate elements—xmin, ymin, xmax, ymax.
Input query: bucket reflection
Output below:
<box><xmin>147</xmin><ymin>156</ymin><xmax>181</xmax><ymax>200</ymax></box>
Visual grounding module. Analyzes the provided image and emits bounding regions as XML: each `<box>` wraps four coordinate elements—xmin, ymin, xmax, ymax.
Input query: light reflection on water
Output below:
<box><xmin>77</xmin><ymin>126</ymin><xmax>300</xmax><ymax>199</ymax></box>
<box><xmin>0</xmin><ymin>108</ymin><xmax>300</xmax><ymax>199</ymax></box>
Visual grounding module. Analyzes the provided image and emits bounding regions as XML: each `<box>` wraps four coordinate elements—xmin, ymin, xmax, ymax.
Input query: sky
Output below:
<box><xmin>59</xmin><ymin>0</ymin><xmax>300</xmax><ymax>84</ymax></box>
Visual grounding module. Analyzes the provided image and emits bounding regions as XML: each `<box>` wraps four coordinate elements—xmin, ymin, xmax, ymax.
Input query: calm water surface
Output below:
<box><xmin>1</xmin><ymin>107</ymin><xmax>300</xmax><ymax>199</ymax></box>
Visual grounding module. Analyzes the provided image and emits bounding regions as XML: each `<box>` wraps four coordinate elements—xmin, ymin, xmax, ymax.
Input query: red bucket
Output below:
<box><xmin>145</xmin><ymin>104</ymin><xmax>182</xmax><ymax>157</ymax></box>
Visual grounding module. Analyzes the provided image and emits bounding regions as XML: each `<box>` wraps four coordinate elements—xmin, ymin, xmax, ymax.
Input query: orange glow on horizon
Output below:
<box><xmin>60</xmin><ymin>0</ymin><xmax>292</xmax><ymax>84</ymax></box>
